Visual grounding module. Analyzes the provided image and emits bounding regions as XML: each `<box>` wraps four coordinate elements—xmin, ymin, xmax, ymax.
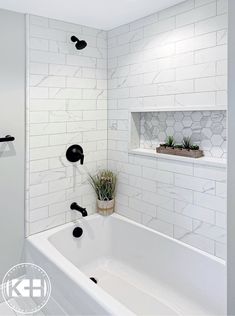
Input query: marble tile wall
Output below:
<box><xmin>26</xmin><ymin>15</ymin><xmax>108</xmax><ymax>235</ymax></box>
<box><xmin>107</xmin><ymin>0</ymin><xmax>228</xmax><ymax>259</ymax></box>
<box><xmin>140</xmin><ymin>110</ymin><xmax>227</xmax><ymax>158</ymax></box>
<box><xmin>26</xmin><ymin>0</ymin><xmax>228</xmax><ymax>260</ymax></box>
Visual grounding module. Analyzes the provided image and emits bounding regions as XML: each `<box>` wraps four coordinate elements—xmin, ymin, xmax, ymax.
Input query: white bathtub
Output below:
<box><xmin>26</xmin><ymin>214</ymin><xmax>226</xmax><ymax>316</ymax></box>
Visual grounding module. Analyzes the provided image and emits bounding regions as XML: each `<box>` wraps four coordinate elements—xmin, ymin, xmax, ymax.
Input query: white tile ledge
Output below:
<box><xmin>129</xmin><ymin>148</ymin><xmax>227</xmax><ymax>168</ymax></box>
<box><xmin>130</xmin><ymin>106</ymin><xmax>227</xmax><ymax>113</ymax></box>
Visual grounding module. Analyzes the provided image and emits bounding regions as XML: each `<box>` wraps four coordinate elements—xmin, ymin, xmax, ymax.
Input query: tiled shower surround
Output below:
<box><xmin>140</xmin><ymin>110</ymin><xmax>227</xmax><ymax>158</ymax></box>
<box><xmin>107</xmin><ymin>0</ymin><xmax>227</xmax><ymax>259</ymax></box>
<box><xmin>27</xmin><ymin>0</ymin><xmax>227</xmax><ymax>260</ymax></box>
<box><xmin>26</xmin><ymin>15</ymin><xmax>107</xmax><ymax>235</ymax></box>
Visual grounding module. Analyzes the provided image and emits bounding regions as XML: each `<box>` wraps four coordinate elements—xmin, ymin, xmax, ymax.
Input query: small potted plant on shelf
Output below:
<box><xmin>159</xmin><ymin>136</ymin><xmax>175</xmax><ymax>154</ymax></box>
<box><xmin>160</xmin><ymin>135</ymin><xmax>175</xmax><ymax>148</ymax></box>
<box><xmin>157</xmin><ymin>136</ymin><xmax>203</xmax><ymax>158</ymax></box>
<box><xmin>89</xmin><ymin>170</ymin><xmax>117</xmax><ymax>216</ymax></box>
<box><xmin>182</xmin><ymin>137</ymin><xmax>192</xmax><ymax>150</ymax></box>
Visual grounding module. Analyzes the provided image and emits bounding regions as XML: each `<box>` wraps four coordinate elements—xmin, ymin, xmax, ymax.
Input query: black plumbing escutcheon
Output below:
<box><xmin>66</xmin><ymin>145</ymin><xmax>84</xmax><ymax>164</ymax></box>
<box><xmin>73</xmin><ymin>227</ymin><xmax>83</xmax><ymax>238</ymax></box>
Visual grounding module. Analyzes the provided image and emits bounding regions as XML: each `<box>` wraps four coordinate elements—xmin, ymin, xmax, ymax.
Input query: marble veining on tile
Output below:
<box><xmin>140</xmin><ymin>110</ymin><xmax>227</xmax><ymax>158</ymax></box>
<box><xmin>107</xmin><ymin>0</ymin><xmax>228</xmax><ymax>260</ymax></box>
<box><xmin>26</xmin><ymin>14</ymin><xmax>108</xmax><ymax>236</ymax></box>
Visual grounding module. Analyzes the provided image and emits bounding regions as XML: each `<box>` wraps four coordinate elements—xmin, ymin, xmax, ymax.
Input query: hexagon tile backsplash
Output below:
<box><xmin>140</xmin><ymin>111</ymin><xmax>227</xmax><ymax>159</ymax></box>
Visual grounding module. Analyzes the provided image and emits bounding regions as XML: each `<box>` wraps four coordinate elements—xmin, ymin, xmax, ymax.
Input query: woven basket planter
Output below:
<box><xmin>97</xmin><ymin>199</ymin><xmax>115</xmax><ymax>216</ymax></box>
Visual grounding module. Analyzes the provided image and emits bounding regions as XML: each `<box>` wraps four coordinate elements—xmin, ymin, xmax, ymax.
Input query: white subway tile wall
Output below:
<box><xmin>107</xmin><ymin>0</ymin><xmax>227</xmax><ymax>259</ymax></box>
<box><xmin>26</xmin><ymin>15</ymin><xmax>108</xmax><ymax>235</ymax></box>
<box><xmin>26</xmin><ymin>0</ymin><xmax>227</xmax><ymax>260</ymax></box>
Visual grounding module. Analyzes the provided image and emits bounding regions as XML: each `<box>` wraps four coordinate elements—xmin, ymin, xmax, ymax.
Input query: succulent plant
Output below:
<box><xmin>190</xmin><ymin>144</ymin><xmax>200</xmax><ymax>150</ymax></box>
<box><xmin>174</xmin><ymin>144</ymin><xmax>183</xmax><ymax>149</ymax></box>
<box><xmin>182</xmin><ymin>137</ymin><xmax>192</xmax><ymax>150</ymax></box>
<box><xmin>165</xmin><ymin>136</ymin><xmax>175</xmax><ymax>147</ymax></box>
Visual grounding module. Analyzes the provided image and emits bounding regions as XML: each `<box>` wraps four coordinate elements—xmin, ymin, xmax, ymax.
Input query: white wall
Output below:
<box><xmin>0</xmin><ymin>9</ymin><xmax>25</xmax><ymax>279</ymax></box>
<box><xmin>227</xmin><ymin>0</ymin><xmax>235</xmax><ymax>313</ymax></box>
<box><xmin>107</xmin><ymin>0</ymin><xmax>228</xmax><ymax>259</ymax></box>
<box><xmin>26</xmin><ymin>15</ymin><xmax>107</xmax><ymax>235</ymax></box>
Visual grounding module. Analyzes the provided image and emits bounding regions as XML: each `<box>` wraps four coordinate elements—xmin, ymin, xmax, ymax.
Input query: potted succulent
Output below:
<box><xmin>182</xmin><ymin>137</ymin><xmax>193</xmax><ymax>150</ymax></box>
<box><xmin>175</xmin><ymin>137</ymin><xmax>202</xmax><ymax>158</ymax></box>
<box><xmin>89</xmin><ymin>170</ymin><xmax>117</xmax><ymax>216</ymax></box>
<box><xmin>157</xmin><ymin>136</ymin><xmax>203</xmax><ymax>158</ymax></box>
<box><xmin>160</xmin><ymin>136</ymin><xmax>175</xmax><ymax>148</ymax></box>
<box><xmin>159</xmin><ymin>136</ymin><xmax>175</xmax><ymax>155</ymax></box>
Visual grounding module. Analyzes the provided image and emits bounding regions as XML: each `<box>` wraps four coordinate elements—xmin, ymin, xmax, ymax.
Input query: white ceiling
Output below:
<box><xmin>0</xmin><ymin>0</ymin><xmax>185</xmax><ymax>30</ymax></box>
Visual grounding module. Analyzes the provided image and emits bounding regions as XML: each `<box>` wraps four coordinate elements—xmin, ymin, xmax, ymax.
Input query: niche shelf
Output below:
<box><xmin>129</xmin><ymin>106</ymin><xmax>227</xmax><ymax>167</ymax></box>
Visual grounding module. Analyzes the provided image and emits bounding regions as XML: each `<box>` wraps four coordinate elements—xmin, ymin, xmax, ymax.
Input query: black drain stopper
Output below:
<box><xmin>73</xmin><ymin>227</ymin><xmax>83</xmax><ymax>238</ymax></box>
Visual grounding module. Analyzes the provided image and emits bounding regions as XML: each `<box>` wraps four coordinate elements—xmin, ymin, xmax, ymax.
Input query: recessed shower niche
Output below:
<box><xmin>129</xmin><ymin>107</ymin><xmax>227</xmax><ymax>160</ymax></box>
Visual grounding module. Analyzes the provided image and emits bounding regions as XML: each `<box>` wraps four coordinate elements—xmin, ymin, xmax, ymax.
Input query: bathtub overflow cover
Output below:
<box><xmin>90</xmin><ymin>277</ymin><xmax>98</xmax><ymax>284</ymax></box>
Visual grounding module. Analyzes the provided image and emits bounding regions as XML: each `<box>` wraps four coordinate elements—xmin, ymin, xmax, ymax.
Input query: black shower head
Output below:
<box><xmin>75</xmin><ymin>40</ymin><xmax>87</xmax><ymax>50</ymax></box>
<box><xmin>71</xmin><ymin>36</ymin><xmax>87</xmax><ymax>50</ymax></box>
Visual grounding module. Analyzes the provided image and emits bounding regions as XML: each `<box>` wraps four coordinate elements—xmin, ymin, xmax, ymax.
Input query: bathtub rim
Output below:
<box><xmin>28</xmin><ymin>213</ymin><xmax>226</xmax><ymax>266</ymax></box>
<box><xmin>26</xmin><ymin>213</ymin><xmax>226</xmax><ymax>316</ymax></box>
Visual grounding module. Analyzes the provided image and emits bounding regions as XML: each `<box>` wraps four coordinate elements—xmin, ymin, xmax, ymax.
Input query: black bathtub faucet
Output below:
<box><xmin>70</xmin><ymin>202</ymin><xmax>88</xmax><ymax>217</ymax></box>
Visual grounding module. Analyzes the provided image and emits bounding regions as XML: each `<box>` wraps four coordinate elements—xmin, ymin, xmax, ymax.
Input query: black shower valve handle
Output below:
<box><xmin>66</xmin><ymin>144</ymin><xmax>84</xmax><ymax>164</ymax></box>
<box><xmin>80</xmin><ymin>153</ymin><xmax>84</xmax><ymax>165</ymax></box>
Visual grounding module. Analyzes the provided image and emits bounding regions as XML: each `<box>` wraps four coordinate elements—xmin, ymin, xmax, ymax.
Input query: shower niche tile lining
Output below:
<box><xmin>129</xmin><ymin>107</ymin><xmax>227</xmax><ymax>163</ymax></box>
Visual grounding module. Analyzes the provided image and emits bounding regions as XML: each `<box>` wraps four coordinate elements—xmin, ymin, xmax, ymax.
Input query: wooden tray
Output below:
<box><xmin>156</xmin><ymin>146</ymin><xmax>204</xmax><ymax>158</ymax></box>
